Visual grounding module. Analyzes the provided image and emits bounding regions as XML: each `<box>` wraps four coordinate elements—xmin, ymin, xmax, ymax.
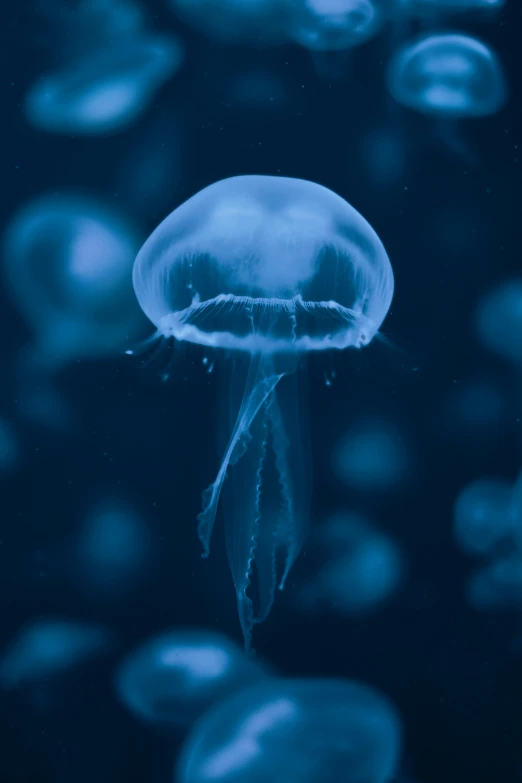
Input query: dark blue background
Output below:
<box><xmin>2</xmin><ymin>1</ymin><xmax>522</xmax><ymax>781</ymax></box>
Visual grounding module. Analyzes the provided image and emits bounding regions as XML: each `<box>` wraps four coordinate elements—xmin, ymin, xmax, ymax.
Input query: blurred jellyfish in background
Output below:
<box><xmin>453</xmin><ymin>477</ymin><xmax>514</xmax><ymax>558</ymax></box>
<box><xmin>387</xmin><ymin>33</ymin><xmax>507</xmax><ymax>118</ymax></box>
<box><xmin>359</xmin><ymin>127</ymin><xmax>407</xmax><ymax>190</ymax></box>
<box><xmin>434</xmin><ymin>376</ymin><xmax>509</xmax><ymax>448</ymax></box>
<box><xmin>285</xmin><ymin>0</ymin><xmax>384</xmax><ymax>52</ymax></box>
<box><xmin>297</xmin><ymin>512</ymin><xmax>405</xmax><ymax>616</ymax></box>
<box><xmin>3</xmin><ymin>192</ymin><xmax>144</xmax><ymax>426</ymax></box>
<box><xmin>73</xmin><ymin>493</ymin><xmax>151</xmax><ymax>601</ymax></box>
<box><xmin>0</xmin><ymin>416</ymin><xmax>20</xmax><ymax>476</ymax></box>
<box><xmin>169</xmin><ymin>0</ymin><xmax>288</xmax><ymax>45</ymax></box>
<box><xmin>25</xmin><ymin>35</ymin><xmax>184</xmax><ymax>136</ymax></box>
<box><xmin>475</xmin><ymin>279</ymin><xmax>522</xmax><ymax>369</ymax></box>
<box><xmin>332</xmin><ymin>416</ymin><xmax>409</xmax><ymax>493</ymax></box>
<box><xmin>176</xmin><ymin>678</ymin><xmax>402</xmax><ymax>783</ymax></box>
<box><xmin>131</xmin><ymin>175</ymin><xmax>394</xmax><ymax>650</ymax></box>
<box><xmin>386</xmin><ymin>33</ymin><xmax>508</xmax><ymax>159</ymax></box>
<box><xmin>115</xmin><ymin>630</ymin><xmax>270</xmax><ymax>729</ymax></box>
<box><xmin>466</xmin><ymin>554</ymin><xmax>522</xmax><ymax>612</ymax></box>
<box><xmin>0</xmin><ymin>619</ymin><xmax>111</xmax><ymax>691</ymax></box>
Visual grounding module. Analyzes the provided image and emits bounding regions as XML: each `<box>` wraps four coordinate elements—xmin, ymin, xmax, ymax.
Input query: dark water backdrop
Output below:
<box><xmin>2</xmin><ymin>1</ymin><xmax>522</xmax><ymax>781</ymax></box>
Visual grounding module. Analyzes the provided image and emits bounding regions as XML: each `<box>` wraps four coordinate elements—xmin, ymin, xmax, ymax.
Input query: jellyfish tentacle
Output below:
<box><xmin>197</xmin><ymin>353</ymin><xmax>284</xmax><ymax>557</ymax></box>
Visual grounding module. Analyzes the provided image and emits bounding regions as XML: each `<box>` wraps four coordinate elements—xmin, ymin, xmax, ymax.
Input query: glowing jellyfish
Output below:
<box><xmin>131</xmin><ymin>175</ymin><xmax>394</xmax><ymax>649</ymax></box>
<box><xmin>332</xmin><ymin>417</ymin><xmax>409</xmax><ymax>492</ymax></box>
<box><xmin>466</xmin><ymin>554</ymin><xmax>522</xmax><ymax>612</ymax></box>
<box><xmin>169</xmin><ymin>0</ymin><xmax>288</xmax><ymax>45</ymax></box>
<box><xmin>176</xmin><ymin>678</ymin><xmax>402</xmax><ymax>782</ymax></box>
<box><xmin>387</xmin><ymin>33</ymin><xmax>507</xmax><ymax>118</ymax></box>
<box><xmin>0</xmin><ymin>619</ymin><xmax>111</xmax><ymax>690</ymax></box>
<box><xmin>453</xmin><ymin>478</ymin><xmax>514</xmax><ymax>557</ymax></box>
<box><xmin>25</xmin><ymin>35</ymin><xmax>183</xmax><ymax>136</ymax></box>
<box><xmin>3</xmin><ymin>192</ymin><xmax>144</xmax><ymax>425</ymax></box>
<box><xmin>298</xmin><ymin>513</ymin><xmax>404</xmax><ymax>615</ymax></box>
<box><xmin>115</xmin><ymin>630</ymin><xmax>270</xmax><ymax>727</ymax></box>
<box><xmin>285</xmin><ymin>0</ymin><xmax>383</xmax><ymax>52</ymax></box>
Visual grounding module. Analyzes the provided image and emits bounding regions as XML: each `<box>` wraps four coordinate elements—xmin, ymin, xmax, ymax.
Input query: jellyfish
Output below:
<box><xmin>453</xmin><ymin>478</ymin><xmax>514</xmax><ymax>558</ymax></box>
<box><xmin>466</xmin><ymin>554</ymin><xmax>522</xmax><ymax>612</ymax></box>
<box><xmin>131</xmin><ymin>175</ymin><xmax>394</xmax><ymax>649</ymax></box>
<box><xmin>169</xmin><ymin>0</ymin><xmax>288</xmax><ymax>45</ymax></box>
<box><xmin>3</xmin><ymin>192</ymin><xmax>144</xmax><ymax>426</ymax></box>
<box><xmin>386</xmin><ymin>33</ymin><xmax>508</xmax><ymax>159</ymax></box>
<box><xmin>115</xmin><ymin>630</ymin><xmax>270</xmax><ymax>728</ymax></box>
<box><xmin>285</xmin><ymin>0</ymin><xmax>383</xmax><ymax>52</ymax></box>
<box><xmin>176</xmin><ymin>678</ymin><xmax>402</xmax><ymax>782</ymax></box>
<box><xmin>0</xmin><ymin>619</ymin><xmax>111</xmax><ymax>690</ymax></box>
<box><xmin>25</xmin><ymin>35</ymin><xmax>183</xmax><ymax>136</ymax></box>
<box><xmin>297</xmin><ymin>513</ymin><xmax>404</xmax><ymax>615</ymax></box>
<box><xmin>475</xmin><ymin>279</ymin><xmax>522</xmax><ymax>368</ymax></box>
<box><xmin>387</xmin><ymin>33</ymin><xmax>507</xmax><ymax>117</ymax></box>
<box><xmin>332</xmin><ymin>416</ymin><xmax>409</xmax><ymax>492</ymax></box>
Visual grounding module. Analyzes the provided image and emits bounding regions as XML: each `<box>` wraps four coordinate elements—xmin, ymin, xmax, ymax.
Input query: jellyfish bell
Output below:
<box><xmin>453</xmin><ymin>477</ymin><xmax>514</xmax><ymax>557</ymax></box>
<box><xmin>3</xmin><ymin>192</ymin><xmax>144</xmax><ymax>427</ymax></box>
<box><xmin>25</xmin><ymin>35</ymin><xmax>184</xmax><ymax>136</ymax></box>
<box><xmin>132</xmin><ymin>175</ymin><xmax>393</xmax><ymax>650</ymax></box>
<box><xmin>285</xmin><ymin>0</ymin><xmax>383</xmax><ymax>53</ymax></box>
<box><xmin>115</xmin><ymin>629</ymin><xmax>270</xmax><ymax>728</ymax></box>
<box><xmin>387</xmin><ymin>33</ymin><xmax>507</xmax><ymax>118</ymax></box>
<box><xmin>176</xmin><ymin>678</ymin><xmax>402</xmax><ymax>783</ymax></box>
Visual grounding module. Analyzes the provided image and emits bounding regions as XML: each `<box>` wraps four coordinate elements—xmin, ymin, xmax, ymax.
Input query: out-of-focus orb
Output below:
<box><xmin>453</xmin><ymin>478</ymin><xmax>513</xmax><ymax>557</ymax></box>
<box><xmin>299</xmin><ymin>514</ymin><xmax>404</xmax><ymax>615</ymax></box>
<box><xmin>332</xmin><ymin>418</ymin><xmax>409</xmax><ymax>492</ymax></box>
<box><xmin>176</xmin><ymin>678</ymin><xmax>402</xmax><ymax>783</ymax></box>
<box><xmin>115</xmin><ymin>630</ymin><xmax>270</xmax><ymax>727</ymax></box>
<box><xmin>466</xmin><ymin>555</ymin><xmax>522</xmax><ymax>611</ymax></box>
<box><xmin>285</xmin><ymin>0</ymin><xmax>383</xmax><ymax>52</ymax></box>
<box><xmin>3</xmin><ymin>192</ymin><xmax>143</xmax><ymax>365</ymax></box>
<box><xmin>25</xmin><ymin>36</ymin><xmax>183</xmax><ymax>136</ymax></box>
<box><xmin>169</xmin><ymin>0</ymin><xmax>287</xmax><ymax>45</ymax></box>
<box><xmin>387</xmin><ymin>33</ymin><xmax>508</xmax><ymax>117</ymax></box>
<box><xmin>475</xmin><ymin>279</ymin><xmax>522</xmax><ymax>366</ymax></box>
<box><xmin>0</xmin><ymin>619</ymin><xmax>111</xmax><ymax>690</ymax></box>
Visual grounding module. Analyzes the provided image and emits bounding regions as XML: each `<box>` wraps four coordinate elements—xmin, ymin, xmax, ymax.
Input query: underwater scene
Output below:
<box><xmin>2</xmin><ymin>0</ymin><xmax>522</xmax><ymax>781</ymax></box>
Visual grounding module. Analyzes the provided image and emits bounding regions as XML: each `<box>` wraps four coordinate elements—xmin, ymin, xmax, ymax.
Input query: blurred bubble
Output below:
<box><xmin>115</xmin><ymin>629</ymin><xmax>270</xmax><ymax>728</ymax></box>
<box><xmin>25</xmin><ymin>35</ymin><xmax>184</xmax><ymax>136</ymax></box>
<box><xmin>176</xmin><ymin>677</ymin><xmax>402</xmax><ymax>782</ymax></box>
<box><xmin>285</xmin><ymin>0</ymin><xmax>383</xmax><ymax>52</ymax></box>
<box><xmin>298</xmin><ymin>513</ymin><xmax>404</xmax><ymax>615</ymax></box>
<box><xmin>475</xmin><ymin>278</ymin><xmax>522</xmax><ymax>367</ymax></box>
<box><xmin>332</xmin><ymin>417</ymin><xmax>409</xmax><ymax>492</ymax></box>
<box><xmin>466</xmin><ymin>554</ymin><xmax>522</xmax><ymax>611</ymax></box>
<box><xmin>453</xmin><ymin>478</ymin><xmax>514</xmax><ymax>558</ymax></box>
<box><xmin>0</xmin><ymin>619</ymin><xmax>111</xmax><ymax>690</ymax></box>
<box><xmin>169</xmin><ymin>0</ymin><xmax>288</xmax><ymax>45</ymax></box>
<box><xmin>387</xmin><ymin>33</ymin><xmax>507</xmax><ymax>118</ymax></box>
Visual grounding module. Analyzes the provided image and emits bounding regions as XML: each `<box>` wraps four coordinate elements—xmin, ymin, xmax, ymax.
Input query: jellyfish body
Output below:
<box><xmin>169</xmin><ymin>0</ymin><xmax>288</xmax><ymax>45</ymax></box>
<box><xmin>176</xmin><ymin>678</ymin><xmax>402</xmax><ymax>782</ymax></box>
<box><xmin>115</xmin><ymin>630</ymin><xmax>270</xmax><ymax>727</ymax></box>
<box><xmin>453</xmin><ymin>478</ymin><xmax>514</xmax><ymax>557</ymax></box>
<box><xmin>132</xmin><ymin>175</ymin><xmax>393</xmax><ymax>649</ymax></box>
<box><xmin>387</xmin><ymin>33</ymin><xmax>507</xmax><ymax>118</ymax></box>
<box><xmin>475</xmin><ymin>279</ymin><xmax>522</xmax><ymax>367</ymax></box>
<box><xmin>466</xmin><ymin>554</ymin><xmax>522</xmax><ymax>611</ymax></box>
<box><xmin>285</xmin><ymin>0</ymin><xmax>382</xmax><ymax>52</ymax></box>
<box><xmin>298</xmin><ymin>513</ymin><xmax>404</xmax><ymax>615</ymax></box>
<box><xmin>25</xmin><ymin>35</ymin><xmax>183</xmax><ymax>136</ymax></box>
<box><xmin>0</xmin><ymin>619</ymin><xmax>111</xmax><ymax>690</ymax></box>
<box><xmin>3</xmin><ymin>192</ymin><xmax>144</xmax><ymax>426</ymax></box>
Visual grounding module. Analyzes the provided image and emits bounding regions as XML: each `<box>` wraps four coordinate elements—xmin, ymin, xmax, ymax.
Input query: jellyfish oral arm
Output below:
<box><xmin>197</xmin><ymin>354</ymin><xmax>284</xmax><ymax>558</ymax></box>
